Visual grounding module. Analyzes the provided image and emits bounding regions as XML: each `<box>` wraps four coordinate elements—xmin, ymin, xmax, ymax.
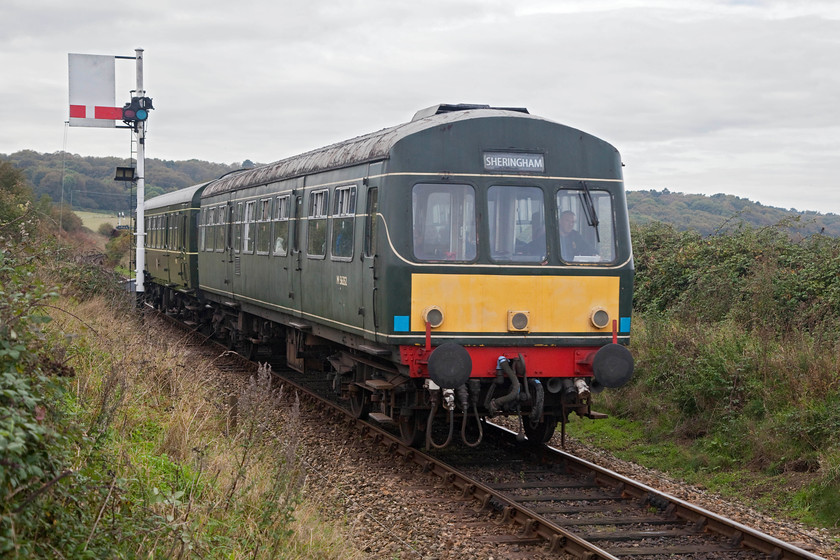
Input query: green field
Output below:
<box><xmin>75</xmin><ymin>210</ymin><xmax>133</xmax><ymax>233</ymax></box>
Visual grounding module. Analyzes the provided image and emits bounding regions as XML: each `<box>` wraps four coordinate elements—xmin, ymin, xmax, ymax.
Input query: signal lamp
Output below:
<box><xmin>122</xmin><ymin>96</ymin><xmax>154</xmax><ymax>124</ymax></box>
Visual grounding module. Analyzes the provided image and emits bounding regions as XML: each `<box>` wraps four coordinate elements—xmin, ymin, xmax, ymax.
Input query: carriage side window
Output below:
<box><xmin>171</xmin><ymin>213</ymin><xmax>179</xmax><ymax>250</ymax></box>
<box><xmin>330</xmin><ymin>185</ymin><xmax>356</xmax><ymax>260</ymax></box>
<box><xmin>307</xmin><ymin>189</ymin><xmax>328</xmax><ymax>258</ymax></box>
<box><xmin>243</xmin><ymin>200</ymin><xmax>256</xmax><ymax>254</ymax></box>
<box><xmin>364</xmin><ymin>188</ymin><xmax>378</xmax><ymax>258</ymax></box>
<box><xmin>178</xmin><ymin>213</ymin><xmax>184</xmax><ymax>250</ymax></box>
<box><xmin>205</xmin><ymin>207</ymin><xmax>216</xmax><ymax>251</ymax></box>
<box><xmin>231</xmin><ymin>202</ymin><xmax>242</xmax><ymax>254</ymax></box>
<box><xmin>170</xmin><ymin>213</ymin><xmax>178</xmax><ymax>250</ymax></box>
<box><xmin>256</xmin><ymin>198</ymin><xmax>272</xmax><ymax>255</ymax></box>
<box><xmin>200</xmin><ymin>208</ymin><xmax>207</xmax><ymax>251</ymax></box>
<box><xmin>488</xmin><ymin>186</ymin><xmax>545</xmax><ymax>263</ymax></box>
<box><xmin>215</xmin><ymin>205</ymin><xmax>226</xmax><ymax>252</ymax></box>
<box><xmin>555</xmin><ymin>188</ymin><xmax>616</xmax><ymax>263</ymax></box>
<box><xmin>272</xmin><ymin>195</ymin><xmax>290</xmax><ymax>256</ymax></box>
<box><xmin>412</xmin><ymin>183</ymin><xmax>476</xmax><ymax>262</ymax></box>
<box><xmin>168</xmin><ymin>214</ymin><xmax>177</xmax><ymax>250</ymax></box>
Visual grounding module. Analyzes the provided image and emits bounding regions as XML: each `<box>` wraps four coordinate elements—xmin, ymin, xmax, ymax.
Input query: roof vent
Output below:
<box><xmin>411</xmin><ymin>103</ymin><xmax>529</xmax><ymax>122</ymax></box>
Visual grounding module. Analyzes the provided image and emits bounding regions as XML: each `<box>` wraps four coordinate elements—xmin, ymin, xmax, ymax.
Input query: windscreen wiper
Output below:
<box><xmin>578</xmin><ymin>181</ymin><xmax>600</xmax><ymax>242</ymax></box>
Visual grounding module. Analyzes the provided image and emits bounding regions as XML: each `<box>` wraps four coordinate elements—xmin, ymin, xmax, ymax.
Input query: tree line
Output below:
<box><xmin>0</xmin><ymin>150</ymin><xmax>245</xmax><ymax>213</ymax></box>
<box><xmin>3</xmin><ymin>149</ymin><xmax>840</xmax><ymax>237</ymax></box>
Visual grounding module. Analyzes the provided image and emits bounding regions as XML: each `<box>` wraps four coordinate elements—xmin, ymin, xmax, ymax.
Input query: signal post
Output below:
<box><xmin>68</xmin><ymin>48</ymin><xmax>153</xmax><ymax>297</ymax></box>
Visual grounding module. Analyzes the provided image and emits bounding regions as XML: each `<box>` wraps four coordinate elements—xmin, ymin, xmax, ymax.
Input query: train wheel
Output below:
<box><xmin>523</xmin><ymin>416</ymin><xmax>558</xmax><ymax>444</ymax></box>
<box><xmin>348</xmin><ymin>386</ymin><xmax>369</xmax><ymax>419</ymax></box>
<box><xmin>398</xmin><ymin>412</ymin><xmax>425</xmax><ymax>447</ymax></box>
<box><xmin>239</xmin><ymin>339</ymin><xmax>257</xmax><ymax>361</ymax></box>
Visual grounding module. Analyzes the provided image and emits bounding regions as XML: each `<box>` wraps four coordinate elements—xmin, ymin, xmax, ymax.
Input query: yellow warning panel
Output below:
<box><xmin>410</xmin><ymin>274</ymin><xmax>620</xmax><ymax>333</ymax></box>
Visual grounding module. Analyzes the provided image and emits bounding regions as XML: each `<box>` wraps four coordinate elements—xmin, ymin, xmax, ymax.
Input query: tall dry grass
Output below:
<box><xmin>41</xmin><ymin>296</ymin><xmax>366</xmax><ymax>559</ymax></box>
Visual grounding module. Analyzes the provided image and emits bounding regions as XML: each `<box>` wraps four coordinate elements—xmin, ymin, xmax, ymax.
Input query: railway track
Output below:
<box><xmin>156</xmin><ymin>309</ymin><xmax>827</xmax><ymax>559</ymax></box>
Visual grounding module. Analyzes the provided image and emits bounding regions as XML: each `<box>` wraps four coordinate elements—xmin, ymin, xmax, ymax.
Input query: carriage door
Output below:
<box><xmin>224</xmin><ymin>200</ymin><xmax>235</xmax><ymax>292</ymax></box>
<box><xmin>179</xmin><ymin>212</ymin><xmax>188</xmax><ymax>285</ymax></box>
<box><xmin>287</xmin><ymin>192</ymin><xmax>303</xmax><ymax>313</ymax></box>
<box><xmin>362</xmin><ymin>183</ymin><xmax>379</xmax><ymax>339</ymax></box>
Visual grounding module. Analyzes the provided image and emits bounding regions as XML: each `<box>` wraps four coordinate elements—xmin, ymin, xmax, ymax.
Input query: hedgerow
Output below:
<box><xmin>621</xmin><ymin>220</ymin><xmax>840</xmax><ymax>526</ymax></box>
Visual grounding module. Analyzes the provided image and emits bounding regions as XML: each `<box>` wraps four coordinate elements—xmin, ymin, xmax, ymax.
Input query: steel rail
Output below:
<box><xmin>153</xmin><ymin>308</ymin><xmax>827</xmax><ymax>559</ymax></box>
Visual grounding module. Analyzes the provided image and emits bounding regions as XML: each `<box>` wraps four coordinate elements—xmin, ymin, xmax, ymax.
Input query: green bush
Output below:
<box><xmin>97</xmin><ymin>222</ymin><xmax>115</xmax><ymax>236</ymax></box>
<box><xmin>618</xmin><ymin>221</ymin><xmax>840</xmax><ymax>525</ymax></box>
<box><xmin>0</xmin><ymin>228</ymin><xmax>68</xmax><ymax>555</ymax></box>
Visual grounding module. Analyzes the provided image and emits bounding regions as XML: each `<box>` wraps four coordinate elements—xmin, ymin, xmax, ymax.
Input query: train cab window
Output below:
<box><xmin>307</xmin><ymin>189</ymin><xmax>328</xmax><ymax>258</ymax></box>
<box><xmin>272</xmin><ymin>195</ymin><xmax>290</xmax><ymax>256</ymax></box>
<box><xmin>331</xmin><ymin>185</ymin><xmax>356</xmax><ymax>260</ymax></box>
<box><xmin>556</xmin><ymin>188</ymin><xmax>616</xmax><ymax>263</ymax></box>
<box><xmin>488</xmin><ymin>186</ymin><xmax>545</xmax><ymax>263</ymax></box>
<box><xmin>412</xmin><ymin>183</ymin><xmax>476</xmax><ymax>262</ymax></box>
<box><xmin>256</xmin><ymin>198</ymin><xmax>271</xmax><ymax>255</ymax></box>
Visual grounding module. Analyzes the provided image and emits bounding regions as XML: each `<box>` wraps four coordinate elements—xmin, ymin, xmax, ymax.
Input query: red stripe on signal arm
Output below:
<box><xmin>95</xmin><ymin>106</ymin><xmax>123</xmax><ymax>119</ymax></box>
<box><xmin>69</xmin><ymin>105</ymin><xmax>86</xmax><ymax>118</ymax></box>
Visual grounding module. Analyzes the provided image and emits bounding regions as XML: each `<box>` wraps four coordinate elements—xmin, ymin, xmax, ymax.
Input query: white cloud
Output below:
<box><xmin>0</xmin><ymin>0</ymin><xmax>838</xmax><ymax>212</ymax></box>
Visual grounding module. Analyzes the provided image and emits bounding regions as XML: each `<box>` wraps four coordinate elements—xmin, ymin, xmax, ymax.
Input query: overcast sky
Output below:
<box><xmin>1</xmin><ymin>0</ymin><xmax>838</xmax><ymax>213</ymax></box>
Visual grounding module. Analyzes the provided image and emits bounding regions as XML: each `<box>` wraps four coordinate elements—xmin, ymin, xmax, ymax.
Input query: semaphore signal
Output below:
<box><xmin>67</xmin><ymin>48</ymin><xmax>150</xmax><ymax>297</ymax></box>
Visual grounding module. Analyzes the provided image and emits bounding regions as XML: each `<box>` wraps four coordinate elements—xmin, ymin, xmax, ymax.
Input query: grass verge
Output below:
<box><xmin>4</xmin><ymin>290</ymin><xmax>364</xmax><ymax>559</ymax></box>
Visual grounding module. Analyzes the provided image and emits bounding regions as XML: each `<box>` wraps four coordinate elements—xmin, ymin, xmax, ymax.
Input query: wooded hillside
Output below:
<box><xmin>0</xmin><ymin>150</ymin><xmax>244</xmax><ymax>213</ymax></box>
<box><xmin>627</xmin><ymin>189</ymin><xmax>840</xmax><ymax>236</ymax></box>
<box><xmin>3</xmin><ymin>150</ymin><xmax>839</xmax><ymax>236</ymax></box>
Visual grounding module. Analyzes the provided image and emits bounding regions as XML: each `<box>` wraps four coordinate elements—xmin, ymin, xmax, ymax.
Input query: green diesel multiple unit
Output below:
<box><xmin>144</xmin><ymin>104</ymin><xmax>634</xmax><ymax>447</ymax></box>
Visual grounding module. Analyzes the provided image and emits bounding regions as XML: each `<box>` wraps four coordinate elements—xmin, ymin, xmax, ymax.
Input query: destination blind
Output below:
<box><xmin>483</xmin><ymin>152</ymin><xmax>545</xmax><ymax>173</ymax></box>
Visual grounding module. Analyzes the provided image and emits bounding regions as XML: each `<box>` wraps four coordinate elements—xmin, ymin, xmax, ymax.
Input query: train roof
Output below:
<box><xmin>201</xmin><ymin>105</ymin><xmax>546</xmax><ymax>198</ymax></box>
<box><xmin>146</xmin><ymin>181</ymin><xmax>209</xmax><ymax>211</ymax></box>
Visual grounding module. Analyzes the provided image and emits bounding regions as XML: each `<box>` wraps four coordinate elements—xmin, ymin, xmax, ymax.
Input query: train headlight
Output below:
<box><xmin>507</xmin><ymin>310</ymin><xmax>530</xmax><ymax>332</ymax></box>
<box><xmin>590</xmin><ymin>308</ymin><xmax>610</xmax><ymax>329</ymax></box>
<box><xmin>422</xmin><ymin>306</ymin><xmax>445</xmax><ymax>328</ymax></box>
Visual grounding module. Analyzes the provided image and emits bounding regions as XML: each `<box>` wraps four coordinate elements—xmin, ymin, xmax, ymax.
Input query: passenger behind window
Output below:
<box><xmin>558</xmin><ymin>210</ymin><xmax>593</xmax><ymax>260</ymax></box>
<box><xmin>334</xmin><ymin>223</ymin><xmax>352</xmax><ymax>257</ymax></box>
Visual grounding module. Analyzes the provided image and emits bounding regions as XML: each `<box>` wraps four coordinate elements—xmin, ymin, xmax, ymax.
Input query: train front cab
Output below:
<box><xmin>373</xmin><ymin>119</ymin><xmax>634</xmax><ymax>446</ymax></box>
